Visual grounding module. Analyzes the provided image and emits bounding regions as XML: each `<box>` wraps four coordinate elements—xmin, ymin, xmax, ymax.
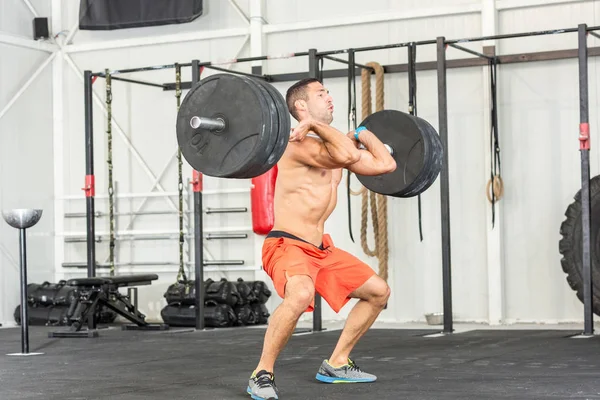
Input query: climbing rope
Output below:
<box><xmin>175</xmin><ymin>63</ymin><xmax>187</xmax><ymax>284</ymax></box>
<box><xmin>349</xmin><ymin>61</ymin><xmax>390</xmax><ymax>283</ymax></box>
<box><xmin>105</xmin><ymin>69</ymin><xmax>115</xmax><ymax>277</ymax></box>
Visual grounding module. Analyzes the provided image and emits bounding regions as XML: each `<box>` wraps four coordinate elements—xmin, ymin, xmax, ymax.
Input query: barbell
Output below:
<box><xmin>176</xmin><ymin>73</ymin><xmax>443</xmax><ymax>198</ymax></box>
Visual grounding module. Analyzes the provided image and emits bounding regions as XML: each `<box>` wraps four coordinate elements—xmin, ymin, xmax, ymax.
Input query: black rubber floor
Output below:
<box><xmin>0</xmin><ymin>326</ymin><xmax>599</xmax><ymax>399</ymax></box>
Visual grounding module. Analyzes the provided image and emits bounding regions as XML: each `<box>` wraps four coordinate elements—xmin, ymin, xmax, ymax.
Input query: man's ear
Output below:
<box><xmin>294</xmin><ymin>99</ymin><xmax>307</xmax><ymax>113</ymax></box>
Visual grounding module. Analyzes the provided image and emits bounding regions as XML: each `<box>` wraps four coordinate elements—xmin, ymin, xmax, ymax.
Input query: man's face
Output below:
<box><xmin>305</xmin><ymin>81</ymin><xmax>334</xmax><ymax>124</ymax></box>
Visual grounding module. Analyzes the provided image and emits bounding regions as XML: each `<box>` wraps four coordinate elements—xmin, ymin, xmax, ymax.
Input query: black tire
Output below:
<box><xmin>558</xmin><ymin>174</ymin><xmax>600</xmax><ymax>315</ymax></box>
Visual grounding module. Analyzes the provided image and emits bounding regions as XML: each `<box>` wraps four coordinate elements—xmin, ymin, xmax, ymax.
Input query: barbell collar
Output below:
<box><xmin>189</xmin><ymin>116</ymin><xmax>226</xmax><ymax>132</ymax></box>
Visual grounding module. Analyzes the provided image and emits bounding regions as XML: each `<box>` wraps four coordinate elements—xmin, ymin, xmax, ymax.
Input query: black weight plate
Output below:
<box><xmin>233</xmin><ymin>77</ymin><xmax>281</xmax><ymax>179</ymax></box>
<box><xmin>251</xmin><ymin>79</ymin><xmax>290</xmax><ymax>175</ymax></box>
<box><xmin>400</xmin><ymin>117</ymin><xmax>443</xmax><ymax>197</ymax></box>
<box><xmin>356</xmin><ymin>110</ymin><xmax>428</xmax><ymax>197</ymax></box>
<box><xmin>176</xmin><ymin>74</ymin><xmax>272</xmax><ymax>178</ymax></box>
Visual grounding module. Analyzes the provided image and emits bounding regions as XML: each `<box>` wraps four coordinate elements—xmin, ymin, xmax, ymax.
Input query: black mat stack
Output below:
<box><xmin>161</xmin><ymin>278</ymin><xmax>271</xmax><ymax>328</ymax></box>
<box><xmin>14</xmin><ymin>280</ymin><xmax>117</xmax><ymax>326</ymax></box>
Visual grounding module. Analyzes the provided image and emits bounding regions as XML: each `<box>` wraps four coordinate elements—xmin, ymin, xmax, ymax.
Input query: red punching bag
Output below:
<box><xmin>251</xmin><ymin>166</ymin><xmax>277</xmax><ymax>235</ymax></box>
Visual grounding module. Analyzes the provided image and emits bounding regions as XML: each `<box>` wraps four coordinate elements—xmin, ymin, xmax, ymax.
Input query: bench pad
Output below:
<box><xmin>66</xmin><ymin>277</ymin><xmax>111</xmax><ymax>287</ymax></box>
<box><xmin>108</xmin><ymin>274</ymin><xmax>158</xmax><ymax>286</ymax></box>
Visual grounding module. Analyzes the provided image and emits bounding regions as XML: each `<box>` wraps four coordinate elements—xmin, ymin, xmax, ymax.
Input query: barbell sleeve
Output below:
<box><xmin>189</xmin><ymin>116</ymin><xmax>226</xmax><ymax>132</ymax></box>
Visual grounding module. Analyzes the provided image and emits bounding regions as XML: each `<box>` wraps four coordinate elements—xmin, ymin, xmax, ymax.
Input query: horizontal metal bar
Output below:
<box><xmin>205</xmin><ymin>233</ymin><xmax>248</xmax><ymax>240</ymax></box>
<box><xmin>203</xmin><ymin>65</ymin><xmax>270</xmax><ymax>80</ymax></box>
<box><xmin>65</xmin><ymin>207</ymin><xmax>247</xmax><ymax>218</ymax></box>
<box><xmin>318</xmin><ymin>40</ymin><xmax>437</xmax><ymax>56</ymax></box>
<box><xmin>61</xmin><ymin>227</ymin><xmax>252</xmax><ymax>243</ymax></box>
<box><xmin>61</xmin><ymin>260</ymin><xmax>246</xmax><ymax>268</ymax></box>
<box><xmin>204</xmin><ymin>260</ymin><xmax>244</xmax><ymax>265</ymax></box>
<box><xmin>64</xmin><ymin>232</ymin><xmax>249</xmax><ymax>243</ymax></box>
<box><xmin>58</xmin><ymin>188</ymin><xmax>250</xmax><ymax>200</ymax></box>
<box><xmin>164</xmin><ymin>43</ymin><xmax>600</xmax><ymax>89</ymax></box>
<box><xmin>92</xmin><ymin>53</ymin><xmax>308</xmax><ymax>77</ymax></box>
<box><xmin>60</xmin><ymin>226</ymin><xmax>253</xmax><ymax>237</ymax></box>
<box><xmin>321</xmin><ymin>55</ymin><xmax>374</xmax><ymax>71</ymax></box>
<box><xmin>93</xmin><ymin>23</ymin><xmax>600</xmax><ymax>79</ymax></box>
<box><xmin>448</xmin><ymin>43</ymin><xmax>492</xmax><ymax>60</ymax></box>
<box><xmin>199</xmin><ymin>52</ymin><xmax>309</xmax><ymax>67</ymax></box>
<box><xmin>99</xmin><ymin>75</ymin><xmax>166</xmax><ymax>89</ymax></box>
<box><xmin>263</xmin><ymin>45</ymin><xmax>600</xmax><ymax>83</ymax></box>
<box><xmin>93</xmin><ymin>63</ymin><xmax>178</xmax><ymax>77</ymax></box>
<box><xmin>447</xmin><ymin>25</ymin><xmax>600</xmax><ymax>45</ymax></box>
<box><xmin>64</xmin><ymin>234</ymin><xmax>191</xmax><ymax>243</ymax></box>
<box><xmin>205</xmin><ymin>207</ymin><xmax>247</xmax><ymax>214</ymax></box>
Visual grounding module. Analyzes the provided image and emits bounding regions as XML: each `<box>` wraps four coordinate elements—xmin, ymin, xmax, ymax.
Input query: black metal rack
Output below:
<box><xmin>82</xmin><ymin>23</ymin><xmax>599</xmax><ymax>335</ymax></box>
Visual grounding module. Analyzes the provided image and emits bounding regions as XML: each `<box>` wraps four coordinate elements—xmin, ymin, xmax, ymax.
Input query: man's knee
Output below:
<box><xmin>284</xmin><ymin>274</ymin><xmax>315</xmax><ymax>313</ymax></box>
<box><xmin>359</xmin><ymin>275</ymin><xmax>390</xmax><ymax>308</ymax></box>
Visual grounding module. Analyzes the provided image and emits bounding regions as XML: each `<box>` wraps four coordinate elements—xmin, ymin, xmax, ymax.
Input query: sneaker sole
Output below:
<box><xmin>246</xmin><ymin>386</ymin><xmax>278</xmax><ymax>400</ymax></box>
<box><xmin>315</xmin><ymin>373</ymin><xmax>377</xmax><ymax>383</ymax></box>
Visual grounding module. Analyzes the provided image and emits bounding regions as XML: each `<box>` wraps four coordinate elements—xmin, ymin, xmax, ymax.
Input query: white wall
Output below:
<box><xmin>2</xmin><ymin>0</ymin><xmax>599</xmax><ymax>326</ymax></box>
<box><xmin>497</xmin><ymin>2</ymin><xmax>600</xmax><ymax>323</ymax></box>
<box><xmin>0</xmin><ymin>0</ymin><xmax>54</xmax><ymax>325</ymax></box>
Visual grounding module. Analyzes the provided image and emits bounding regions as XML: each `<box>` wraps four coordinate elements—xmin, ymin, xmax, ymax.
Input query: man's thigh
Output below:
<box><xmin>267</xmin><ymin>247</ymin><xmax>319</xmax><ymax>311</ymax></box>
<box><xmin>315</xmin><ymin>248</ymin><xmax>375</xmax><ymax>313</ymax></box>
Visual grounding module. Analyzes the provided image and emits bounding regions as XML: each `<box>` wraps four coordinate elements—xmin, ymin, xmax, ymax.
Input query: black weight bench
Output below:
<box><xmin>49</xmin><ymin>274</ymin><xmax>168</xmax><ymax>338</ymax></box>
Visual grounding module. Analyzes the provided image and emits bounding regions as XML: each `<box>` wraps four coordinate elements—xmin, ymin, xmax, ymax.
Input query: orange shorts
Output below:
<box><xmin>261</xmin><ymin>232</ymin><xmax>375</xmax><ymax>313</ymax></box>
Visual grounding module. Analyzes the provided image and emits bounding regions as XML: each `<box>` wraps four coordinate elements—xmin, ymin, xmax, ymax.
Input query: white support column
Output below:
<box><xmin>52</xmin><ymin>0</ymin><xmax>65</xmax><ymax>281</ymax></box>
<box><xmin>250</xmin><ymin>0</ymin><xmax>266</xmax><ymax>71</ymax></box>
<box><xmin>481</xmin><ymin>0</ymin><xmax>504</xmax><ymax>325</ymax></box>
<box><xmin>250</xmin><ymin>0</ymin><xmax>266</xmax><ymax>274</ymax></box>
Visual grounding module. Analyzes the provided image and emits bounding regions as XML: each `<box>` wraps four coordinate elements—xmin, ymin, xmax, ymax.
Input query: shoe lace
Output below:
<box><xmin>347</xmin><ymin>358</ymin><xmax>362</xmax><ymax>372</ymax></box>
<box><xmin>255</xmin><ymin>372</ymin><xmax>275</xmax><ymax>388</ymax></box>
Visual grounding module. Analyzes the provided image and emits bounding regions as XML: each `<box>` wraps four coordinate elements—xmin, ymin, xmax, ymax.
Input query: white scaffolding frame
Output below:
<box><xmin>0</xmin><ymin>0</ymin><xmax>594</xmax><ymax>321</ymax></box>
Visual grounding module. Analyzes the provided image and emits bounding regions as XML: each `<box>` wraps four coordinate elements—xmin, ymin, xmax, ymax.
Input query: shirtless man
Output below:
<box><xmin>247</xmin><ymin>78</ymin><xmax>397</xmax><ymax>400</ymax></box>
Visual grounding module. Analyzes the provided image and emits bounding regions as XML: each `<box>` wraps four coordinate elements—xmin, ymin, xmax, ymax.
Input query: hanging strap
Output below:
<box><xmin>347</xmin><ymin>49</ymin><xmax>357</xmax><ymax>243</ymax></box>
<box><xmin>407</xmin><ymin>43</ymin><xmax>423</xmax><ymax>242</ymax></box>
<box><xmin>175</xmin><ymin>63</ymin><xmax>188</xmax><ymax>284</ymax></box>
<box><xmin>487</xmin><ymin>57</ymin><xmax>503</xmax><ymax>227</ymax></box>
<box><xmin>105</xmin><ymin>69</ymin><xmax>115</xmax><ymax>277</ymax></box>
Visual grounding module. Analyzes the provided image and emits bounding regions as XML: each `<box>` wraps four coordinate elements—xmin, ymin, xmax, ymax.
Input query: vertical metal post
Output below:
<box><xmin>578</xmin><ymin>24</ymin><xmax>594</xmax><ymax>336</ymax></box>
<box><xmin>191</xmin><ymin>60</ymin><xmax>205</xmax><ymax>330</ymax></box>
<box><xmin>308</xmin><ymin>48</ymin><xmax>324</xmax><ymax>332</ymax></box>
<box><xmin>84</xmin><ymin>70</ymin><xmax>96</xmax><ymax>279</ymax></box>
<box><xmin>19</xmin><ymin>229</ymin><xmax>29</xmax><ymax>354</ymax></box>
<box><xmin>83</xmin><ymin>70</ymin><xmax>97</xmax><ymax>331</ymax></box>
<box><xmin>436</xmin><ymin>37</ymin><xmax>453</xmax><ymax>334</ymax></box>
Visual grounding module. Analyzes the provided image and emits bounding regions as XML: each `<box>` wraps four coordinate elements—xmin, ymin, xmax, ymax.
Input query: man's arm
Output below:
<box><xmin>346</xmin><ymin>128</ymin><xmax>397</xmax><ymax>176</ymax></box>
<box><xmin>288</xmin><ymin>120</ymin><xmax>361</xmax><ymax>169</ymax></box>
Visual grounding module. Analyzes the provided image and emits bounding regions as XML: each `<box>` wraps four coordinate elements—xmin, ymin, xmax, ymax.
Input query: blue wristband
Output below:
<box><xmin>354</xmin><ymin>126</ymin><xmax>366</xmax><ymax>141</ymax></box>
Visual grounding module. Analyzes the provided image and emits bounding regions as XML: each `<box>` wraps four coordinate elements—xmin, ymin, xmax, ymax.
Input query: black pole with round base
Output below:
<box><xmin>2</xmin><ymin>209</ymin><xmax>44</xmax><ymax>357</ymax></box>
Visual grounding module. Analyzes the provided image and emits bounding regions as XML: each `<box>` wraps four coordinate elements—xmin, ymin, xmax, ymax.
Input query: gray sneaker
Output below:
<box><xmin>247</xmin><ymin>370</ymin><xmax>279</xmax><ymax>400</ymax></box>
<box><xmin>316</xmin><ymin>358</ymin><xmax>377</xmax><ymax>383</ymax></box>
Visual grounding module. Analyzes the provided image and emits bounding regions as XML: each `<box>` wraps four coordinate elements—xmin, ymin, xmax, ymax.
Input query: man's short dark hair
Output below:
<box><xmin>285</xmin><ymin>78</ymin><xmax>320</xmax><ymax>121</ymax></box>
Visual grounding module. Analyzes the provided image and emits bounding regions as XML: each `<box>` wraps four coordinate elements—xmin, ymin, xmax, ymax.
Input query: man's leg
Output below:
<box><xmin>328</xmin><ymin>275</ymin><xmax>390</xmax><ymax>367</ymax></box>
<box><xmin>254</xmin><ymin>273</ymin><xmax>315</xmax><ymax>374</ymax></box>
